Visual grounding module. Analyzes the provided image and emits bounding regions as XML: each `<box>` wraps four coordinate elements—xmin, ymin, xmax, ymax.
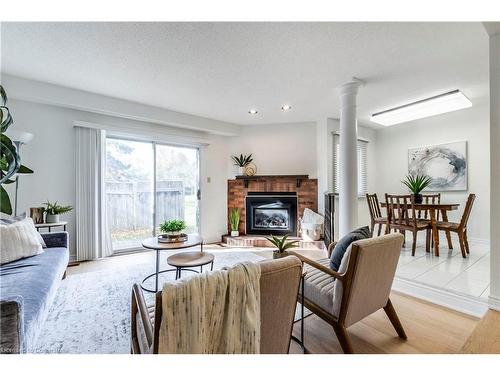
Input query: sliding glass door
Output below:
<box><xmin>105</xmin><ymin>137</ymin><xmax>200</xmax><ymax>252</ymax></box>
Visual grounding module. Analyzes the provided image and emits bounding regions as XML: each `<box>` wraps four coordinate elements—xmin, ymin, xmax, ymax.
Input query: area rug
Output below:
<box><xmin>34</xmin><ymin>250</ymin><xmax>307</xmax><ymax>354</ymax></box>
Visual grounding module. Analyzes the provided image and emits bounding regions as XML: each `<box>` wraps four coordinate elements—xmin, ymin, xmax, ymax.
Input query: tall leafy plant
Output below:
<box><xmin>401</xmin><ymin>174</ymin><xmax>432</xmax><ymax>195</ymax></box>
<box><xmin>0</xmin><ymin>85</ymin><xmax>33</xmax><ymax>214</ymax></box>
<box><xmin>229</xmin><ymin>208</ymin><xmax>240</xmax><ymax>231</ymax></box>
<box><xmin>231</xmin><ymin>154</ymin><xmax>253</xmax><ymax>167</ymax></box>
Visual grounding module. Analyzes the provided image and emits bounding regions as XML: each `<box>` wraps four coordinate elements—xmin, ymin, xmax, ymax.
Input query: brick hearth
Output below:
<box><xmin>227</xmin><ymin>175</ymin><xmax>318</xmax><ymax>235</ymax></box>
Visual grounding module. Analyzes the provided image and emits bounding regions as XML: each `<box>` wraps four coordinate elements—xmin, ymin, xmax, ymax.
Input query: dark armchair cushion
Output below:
<box><xmin>329</xmin><ymin>226</ymin><xmax>371</xmax><ymax>271</ymax></box>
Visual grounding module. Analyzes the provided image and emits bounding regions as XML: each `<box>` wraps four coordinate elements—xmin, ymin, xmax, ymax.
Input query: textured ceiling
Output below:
<box><xmin>0</xmin><ymin>22</ymin><xmax>489</xmax><ymax>127</ymax></box>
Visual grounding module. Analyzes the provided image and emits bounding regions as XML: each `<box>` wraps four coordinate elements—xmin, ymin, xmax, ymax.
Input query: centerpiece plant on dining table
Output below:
<box><xmin>401</xmin><ymin>174</ymin><xmax>432</xmax><ymax>204</ymax></box>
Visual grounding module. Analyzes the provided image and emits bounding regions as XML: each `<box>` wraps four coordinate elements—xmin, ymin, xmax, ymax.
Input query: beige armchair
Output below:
<box><xmin>292</xmin><ymin>233</ymin><xmax>406</xmax><ymax>354</ymax></box>
<box><xmin>131</xmin><ymin>255</ymin><xmax>302</xmax><ymax>354</ymax></box>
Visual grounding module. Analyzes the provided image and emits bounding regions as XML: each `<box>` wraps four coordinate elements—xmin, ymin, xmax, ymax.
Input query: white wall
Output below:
<box><xmin>374</xmin><ymin>100</ymin><xmax>490</xmax><ymax>241</ymax></box>
<box><xmin>5</xmin><ymin>99</ymin><xmax>230</xmax><ymax>259</ymax></box>
<box><xmin>227</xmin><ymin>122</ymin><xmax>318</xmax><ymax>178</ymax></box>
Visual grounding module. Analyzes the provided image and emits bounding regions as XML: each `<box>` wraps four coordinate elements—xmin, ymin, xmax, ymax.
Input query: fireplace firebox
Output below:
<box><xmin>245</xmin><ymin>192</ymin><xmax>297</xmax><ymax>236</ymax></box>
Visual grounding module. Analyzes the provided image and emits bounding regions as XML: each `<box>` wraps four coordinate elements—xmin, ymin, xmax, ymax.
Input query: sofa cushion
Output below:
<box><xmin>329</xmin><ymin>226</ymin><xmax>370</xmax><ymax>271</ymax></box>
<box><xmin>0</xmin><ymin>218</ymin><xmax>45</xmax><ymax>265</ymax></box>
<box><xmin>1</xmin><ymin>213</ymin><xmax>46</xmax><ymax>248</ymax></box>
<box><xmin>0</xmin><ymin>247</ymin><xmax>68</xmax><ymax>352</ymax></box>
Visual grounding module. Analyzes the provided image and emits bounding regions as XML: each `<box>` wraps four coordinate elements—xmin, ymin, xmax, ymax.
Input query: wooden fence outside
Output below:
<box><xmin>106</xmin><ymin>180</ymin><xmax>185</xmax><ymax>230</ymax></box>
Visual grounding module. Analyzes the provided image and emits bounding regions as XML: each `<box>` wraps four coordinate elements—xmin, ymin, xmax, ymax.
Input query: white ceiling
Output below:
<box><xmin>0</xmin><ymin>22</ymin><xmax>489</xmax><ymax>127</ymax></box>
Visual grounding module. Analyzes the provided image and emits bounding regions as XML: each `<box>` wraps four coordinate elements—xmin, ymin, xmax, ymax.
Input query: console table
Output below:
<box><xmin>35</xmin><ymin>221</ymin><xmax>68</xmax><ymax>232</ymax></box>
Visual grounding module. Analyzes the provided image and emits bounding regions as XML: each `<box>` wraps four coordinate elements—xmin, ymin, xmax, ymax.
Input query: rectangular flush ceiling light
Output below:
<box><xmin>370</xmin><ymin>89</ymin><xmax>472</xmax><ymax>126</ymax></box>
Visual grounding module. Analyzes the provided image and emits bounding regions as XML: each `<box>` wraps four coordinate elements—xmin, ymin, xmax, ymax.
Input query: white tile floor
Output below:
<box><xmin>395</xmin><ymin>233</ymin><xmax>490</xmax><ymax>300</ymax></box>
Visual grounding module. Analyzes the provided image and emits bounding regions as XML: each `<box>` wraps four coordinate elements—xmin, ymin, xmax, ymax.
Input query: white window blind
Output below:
<box><xmin>332</xmin><ymin>134</ymin><xmax>368</xmax><ymax>196</ymax></box>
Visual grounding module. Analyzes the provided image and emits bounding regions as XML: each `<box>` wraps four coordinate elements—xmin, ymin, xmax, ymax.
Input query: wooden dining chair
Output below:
<box><xmin>436</xmin><ymin>193</ymin><xmax>476</xmax><ymax>258</ymax></box>
<box><xmin>385</xmin><ymin>194</ymin><xmax>431</xmax><ymax>255</ymax></box>
<box><xmin>366</xmin><ymin>193</ymin><xmax>388</xmax><ymax>237</ymax></box>
<box><xmin>418</xmin><ymin>193</ymin><xmax>441</xmax><ymax>219</ymax></box>
<box><xmin>416</xmin><ymin>193</ymin><xmax>452</xmax><ymax>251</ymax></box>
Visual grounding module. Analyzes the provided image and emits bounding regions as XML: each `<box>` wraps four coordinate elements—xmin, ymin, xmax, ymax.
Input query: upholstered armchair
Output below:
<box><xmin>131</xmin><ymin>255</ymin><xmax>302</xmax><ymax>354</ymax></box>
<box><xmin>291</xmin><ymin>233</ymin><xmax>407</xmax><ymax>354</ymax></box>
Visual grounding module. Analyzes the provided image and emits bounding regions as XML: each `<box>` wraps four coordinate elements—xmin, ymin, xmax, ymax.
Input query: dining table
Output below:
<box><xmin>380</xmin><ymin>202</ymin><xmax>460</xmax><ymax>256</ymax></box>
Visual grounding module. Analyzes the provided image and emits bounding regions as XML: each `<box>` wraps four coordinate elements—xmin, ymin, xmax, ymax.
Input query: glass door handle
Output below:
<box><xmin>197</xmin><ymin>189</ymin><xmax>201</xmax><ymax>200</ymax></box>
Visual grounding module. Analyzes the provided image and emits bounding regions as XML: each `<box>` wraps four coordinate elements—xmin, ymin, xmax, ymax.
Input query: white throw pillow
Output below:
<box><xmin>0</xmin><ymin>212</ymin><xmax>46</xmax><ymax>248</ymax></box>
<box><xmin>0</xmin><ymin>217</ymin><xmax>44</xmax><ymax>264</ymax></box>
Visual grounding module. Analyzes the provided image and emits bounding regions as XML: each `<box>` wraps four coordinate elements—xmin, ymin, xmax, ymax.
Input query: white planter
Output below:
<box><xmin>45</xmin><ymin>214</ymin><xmax>60</xmax><ymax>223</ymax></box>
<box><xmin>238</xmin><ymin>166</ymin><xmax>245</xmax><ymax>176</ymax></box>
<box><xmin>231</xmin><ymin>230</ymin><xmax>239</xmax><ymax>237</ymax></box>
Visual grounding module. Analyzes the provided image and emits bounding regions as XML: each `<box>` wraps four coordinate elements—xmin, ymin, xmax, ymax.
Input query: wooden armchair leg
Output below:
<box><xmin>370</xmin><ymin>222</ymin><xmax>375</xmax><ymax>237</ymax></box>
<box><xmin>411</xmin><ymin>231</ymin><xmax>417</xmax><ymax>256</ymax></box>
<box><xmin>377</xmin><ymin>223</ymin><xmax>382</xmax><ymax>237</ymax></box>
<box><xmin>383</xmin><ymin>299</ymin><xmax>407</xmax><ymax>339</ymax></box>
<box><xmin>332</xmin><ymin>322</ymin><xmax>354</xmax><ymax>354</ymax></box>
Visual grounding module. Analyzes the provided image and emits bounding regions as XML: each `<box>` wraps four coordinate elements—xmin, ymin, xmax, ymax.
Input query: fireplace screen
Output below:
<box><xmin>246</xmin><ymin>193</ymin><xmax>297</xmax><ymax>236</ymax></box>
<box><xmin>254</xmin><ymin>207</ymin><xmax>289</xmax><ymax>229</ymax></box>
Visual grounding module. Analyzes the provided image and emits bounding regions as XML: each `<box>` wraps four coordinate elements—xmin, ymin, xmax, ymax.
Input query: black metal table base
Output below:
<box><xmin>141</xmin><ymin>268</ymin><xmax>199</xmax><ymax>293</ymax></box>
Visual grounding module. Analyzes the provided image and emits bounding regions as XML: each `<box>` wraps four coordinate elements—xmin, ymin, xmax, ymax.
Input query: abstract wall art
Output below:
<box><xmin>408</xmin><ymin>141</ymin><xmax>467</xmax><ymax>191</ymax></box>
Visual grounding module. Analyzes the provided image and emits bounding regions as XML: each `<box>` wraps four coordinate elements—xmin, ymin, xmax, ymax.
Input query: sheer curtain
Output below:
<box><xmin>75</xmin><ymin>126</ymin><xmax>113</xmax><ymax>261</ymax></box>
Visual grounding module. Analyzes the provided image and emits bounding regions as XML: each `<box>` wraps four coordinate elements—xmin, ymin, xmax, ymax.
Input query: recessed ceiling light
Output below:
<box><xmin>370</xmin><ymin>90</ymin><xmax>472</xmax><ymax>126</ymax></box>
<box><xmin>248</xmin><ymin>109</ymin><xmax>258</xmax><ymax>115</ymax></box>
<box><xmin>281</xmin><ymin>104</ymin><xmax>292</xmax><ymax>111</ymax></box>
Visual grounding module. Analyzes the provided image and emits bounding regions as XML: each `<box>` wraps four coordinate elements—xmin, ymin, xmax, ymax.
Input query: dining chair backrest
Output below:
<box><xmin>417</xmin><ymin>193</ymin><xmax>441</xmax><ymax>219</ymax></box>
<box><xmin>459</xmin><ymin>194</ymin><xmax>476</xmax><ymax>229</ymax></box>
<box><xmin>385</xmin><ymin>194</ymin><xmax>416</xmax><ymax>227</ymax></box>
<box><xmin>366</xmin><ymin>193</ymin><xmax>383</xmax><ymax>220</ymax></box>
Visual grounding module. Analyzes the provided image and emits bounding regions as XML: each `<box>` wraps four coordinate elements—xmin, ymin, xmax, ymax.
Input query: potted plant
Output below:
<box><xmin>229</xmin><ymin>208</ymin><xmax>240</xmax><ymax>237</ymax></box>
<box><xmin>265</xmin><ymin>234</ymin><xmax>300</xmax><ymax>259</ymax></box>
<box><xmin>231</xmin><ymin>154</ymin><xmax>253</xmax><ymax>176</ymax></box>
<box><xmin>1</xmin><ymin>85</ymin><xmax>34</xmax><ymax>215</ymax></box>
<box><xmin>43</xmin><ymin>201</ymin><xmax>73</xmax><ymax>223</ymax></box>
<box><xmin>401</xmin><ymin>174</ymin><xmax>432</xmax><ymax>204</ymax></box>
<box><xmin>159</xmin><ymin>219</ymin><xmax>187</xmax><ymax>240</ymax></box>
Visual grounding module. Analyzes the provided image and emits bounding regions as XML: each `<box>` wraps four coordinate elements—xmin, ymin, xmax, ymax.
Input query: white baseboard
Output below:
<box><xmin>392</xmin><ymin>277</ymin><xmax>489</xmax><ymax>318</ymax></box>
<box><xmin>488</xmin><ymin>295</ymin><xmax>500</xmax><ymax>311</ymax></box>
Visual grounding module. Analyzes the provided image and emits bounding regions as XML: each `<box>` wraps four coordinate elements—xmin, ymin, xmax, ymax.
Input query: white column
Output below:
<box><xmin>488</xmin><ymin>25</ymin><xmax>500</xmax><ymax>311</ymax></box>
<box><xmin>338</xmin><ymin>80</ymin><xmax>363</xmax><ymax>237</ymax></box>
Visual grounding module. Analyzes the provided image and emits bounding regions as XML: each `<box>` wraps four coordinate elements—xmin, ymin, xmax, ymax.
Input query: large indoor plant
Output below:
<box><xmin>231</xmin><ymin>153</ymin><xmax>253</xmax><ymax>176</ymax></box>
<box><xmin>229</xmin><ymin>208</ymin><xmax>240</xmax><ymax>237</ymax></box>
<box><xmin>401</xmin><ymin>174</ymin><xmax>432</xmax><ymax>203</ymax></box>
<box><xmin>0</xmin><ymin>85</ymin><xmax>33</xmax><ymax>215</ymax></box>
<box><xmin>265</xmin><ymin>234</ymin><xmax>300</xmax><ymax>259</ymax></box>
<box><xmin>44</xmin><ymin>200</ymin><xmax>73</xmax><ymax>223</ymax></box>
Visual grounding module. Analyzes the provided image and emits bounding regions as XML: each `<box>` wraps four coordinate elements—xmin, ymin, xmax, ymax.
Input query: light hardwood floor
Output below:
<box><xmin>290</xmin><ymin>292</ymin><xmax>479</xmax><ymax>354</ymax></box>
<box><xmin>68</xmin><ymin>248</ymin><xmax>485</xmax><ymax>354</ymax></box>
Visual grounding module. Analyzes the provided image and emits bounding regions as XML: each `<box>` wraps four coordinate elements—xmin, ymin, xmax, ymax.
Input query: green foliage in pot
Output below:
<box><xmin>0</xmin><ymin>85</ymin><xmax>34</xmax><ymax>214</ymax></box>
<box><xmin>229</xmin><ymin>208</ymin><xmax>240</xmax><ymax>231</ymax></box>
<box><xmin>44</xmin><ymin>201</ymin><xmax>73</xmax><ymax>215</ymax></box>
<box><xmin>160</xmin><ymin>219</ymin><xmax>187</xmax><ymax>233</ymax></box>
<box><xmin>265</xmin><ymin>234</ymin><xmax>300</xmax><ymax>255</ymax></box>
<box><xmin>231</xmin><ymin>153</ymin><xmax>253</xmax><ymax>167</ymax></box>
<box><xmin>401</xmin><ymin>174</ymin><xmax>432</xmax><ymax>195</ymax></box>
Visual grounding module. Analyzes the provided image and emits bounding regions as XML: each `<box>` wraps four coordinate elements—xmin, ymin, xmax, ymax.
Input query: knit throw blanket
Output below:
<box><xmin>158</xmin><ymin>261</ymin><xmax>261</xmax><ymax>354</ymax></box>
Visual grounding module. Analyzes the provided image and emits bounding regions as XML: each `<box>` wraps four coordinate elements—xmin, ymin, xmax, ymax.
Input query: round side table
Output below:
<box><xmin>141</xmin><ymin>234</ymin><xmax>203</xmax><ymax>293</ymax></box>
<box><xmin>167</xmin><ymin>251</ymin><xmax>215</xmax><ymax>280</ymax></box>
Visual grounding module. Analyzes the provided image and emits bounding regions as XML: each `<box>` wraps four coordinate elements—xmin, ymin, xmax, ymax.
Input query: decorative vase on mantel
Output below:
<box><xmin>238</xmin><ymin>166</ymin><xmax>245</xmax><ymax>176</ymax></box>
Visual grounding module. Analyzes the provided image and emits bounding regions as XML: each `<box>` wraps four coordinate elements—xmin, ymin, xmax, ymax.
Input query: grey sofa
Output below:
<box><xmin>0</xmin><ymin>232</ymin><xmax>69</xmax><ymax>354</ymax></box>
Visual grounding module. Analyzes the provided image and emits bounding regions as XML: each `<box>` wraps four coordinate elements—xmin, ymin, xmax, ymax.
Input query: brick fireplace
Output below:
<box><xmin>227</xmin><ymin>175</ymin><xmax>318</xmax><ymax>236</ymax></box>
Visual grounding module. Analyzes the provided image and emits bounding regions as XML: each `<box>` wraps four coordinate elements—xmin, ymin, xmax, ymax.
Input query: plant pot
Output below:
<box><xmin>231</xmin><ymin>230</ymin><xmax>239</xmax><ymax>237</ymax></box>
<box><xmin>273</xmin><ymin>250</ymin><xmax>289</xmax><ymax>259</ymax></box>
<box><xmin>45</xmin><ymin>214</ymin><xmax>60</xmax><ymax>223</ymax></box>
<box><xmin>413</xmin><ymin>193</ymin><xmax>423</xmax><ymax>204</ymax></box>
<box><xmin>164</xmin><ymin>231</ymin><xmax>182</xmax><ymax>239</ymax></box>
<box><xmin>237</xmin><ymin>166</ymin><xmax>245</xmax><ymax>176</ymax></box>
